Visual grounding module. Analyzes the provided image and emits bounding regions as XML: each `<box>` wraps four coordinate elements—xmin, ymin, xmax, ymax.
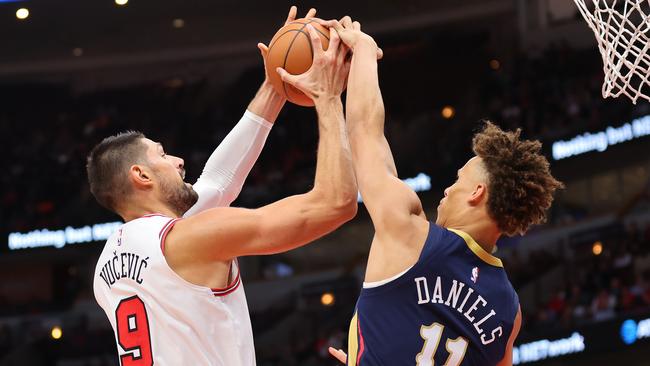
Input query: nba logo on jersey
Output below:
<box><xmin>471</xmin><ymin>267</ymin><xmax>479</xmax><ymax>283</ymax></box>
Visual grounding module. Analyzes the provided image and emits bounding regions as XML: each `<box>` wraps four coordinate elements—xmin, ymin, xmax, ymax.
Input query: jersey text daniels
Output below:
<box><xmin>414</xmin><ymin>275</ymin><xmax>503</xmax><ymax>345</ymax></box>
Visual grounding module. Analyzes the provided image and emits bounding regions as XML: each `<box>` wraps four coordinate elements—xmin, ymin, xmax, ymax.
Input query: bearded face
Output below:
<box><xmin>157</xmin><ymin>172</ymin><xmax>198</xmax><ymax>217</ymax></box>
<box><xmin>138</xmin><ymin>138</ymin><xmax>199</xmax><ymax>217</ymax></box>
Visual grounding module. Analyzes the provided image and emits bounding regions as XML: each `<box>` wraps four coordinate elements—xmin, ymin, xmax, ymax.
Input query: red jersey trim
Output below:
<box><xmin>212</xmin><ymin>260</ymin><xmax>241</xmax><ymax>297</ymax></box>
<box><xmin>158</xmin><ymin>217</ymin><xmax>241</xmax><ymax>297</ymax></box>
<box><xmin>357</xmin><ymin>316</ymin><xmax>365</xmax><ymax>364</ymax></box>
<box><xmin>159</xmin><ymin>218</ymin><xmax>181</xmax><ymax>254</ymax></box>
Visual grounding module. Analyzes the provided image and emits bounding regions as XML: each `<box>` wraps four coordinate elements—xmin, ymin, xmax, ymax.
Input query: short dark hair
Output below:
<box><xmin>86</xmin><ymin>131</ymin><xmax>148</xmax><ymax>212</ymax></box>
<box><xmin>472</xmin><ymin>122</ymin><xmax>563</xmax><ymax>236</ymax></box>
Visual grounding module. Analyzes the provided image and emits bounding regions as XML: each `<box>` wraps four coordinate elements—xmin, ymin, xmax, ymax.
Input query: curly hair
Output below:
<box><xmin>472</xmin><ymin>122</ymin><xmax>563</xmax><ymax>236</ymax></box>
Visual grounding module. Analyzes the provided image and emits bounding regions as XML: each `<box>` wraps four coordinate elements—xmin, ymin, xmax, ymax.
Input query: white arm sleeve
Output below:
<box><xmin>183</xmin><ymin>110</ymin><xmax>272</xmax><ymax>217</ymax></box>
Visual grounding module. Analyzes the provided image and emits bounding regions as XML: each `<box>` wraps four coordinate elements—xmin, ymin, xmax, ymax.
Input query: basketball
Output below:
<box><xmin>266</xmin><ymin>18</ymin><xmax>330</xmax><ymax>107</ymax></box>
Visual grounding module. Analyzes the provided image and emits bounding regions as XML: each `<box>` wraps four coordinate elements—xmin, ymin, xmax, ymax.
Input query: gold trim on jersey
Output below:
<box><xmin>348</xmin><ymin>311</ymin><xmax>359</xmax><ymax>366</ymax></box>
<box><xmin>447</xmin><ymin>228</ymin><xmax>503</xmax><ymax>268</ymax></box>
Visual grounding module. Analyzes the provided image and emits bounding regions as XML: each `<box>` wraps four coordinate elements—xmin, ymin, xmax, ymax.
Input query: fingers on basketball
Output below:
<box><xmin>265</xmin><ymin>18</ymin><xmax>329</xmax><ymax>106</ymax></box>
<box><xmin>305</xmin><ymin>8</ymin><xmax>317</xmax><ymax>19</ymax></box>
<box><xmin>285</xmin><ymin>6</ymin><xmax>297</xmax><ymax>24</ymax></box>
<box><xmin>305</xmin><ymin>25</ymin><xmax>326</xmax><ymax>61</ymax></box>
<box><xmin>340</xmin><ymin>16</ymin><xmax>352</xmax><ymax>28</ymax></box>
<box><xmin>275</xmin><ymin>67</ymin><xmax>296</xmax><ymax>85</ymax></box>
<box><xmin>328</xmin><ymin>27</ymin><xmax>341</xmax><ymax>57</ymax></box>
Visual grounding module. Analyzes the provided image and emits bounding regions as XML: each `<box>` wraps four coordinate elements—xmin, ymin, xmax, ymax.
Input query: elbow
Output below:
<box><xmin>311</xmin><ymin>188</ymin><xmax>358</xmax><ymax>225</ymax></box>
<box><xmin>336</xmin><ymin>195</ymin><xmax>358</xmax><ymax>223</ymax></box>
<box><xmin>330</xmin><ymin>194</ymin><xmax>358</xmax><ymax>225</ymax></box>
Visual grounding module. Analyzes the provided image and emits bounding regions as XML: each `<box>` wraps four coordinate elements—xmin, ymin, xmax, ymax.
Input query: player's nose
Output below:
<box><xmin>170</xmin><ymin>155</ymin><xmax>184</xmax><ymax>169</ymax></box>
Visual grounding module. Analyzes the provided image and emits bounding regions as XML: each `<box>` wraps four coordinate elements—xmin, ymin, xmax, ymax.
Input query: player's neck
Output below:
<box><xmin>119</xmin><ymin>198</ymin><xmax>180</xmax><ymax>222</ymax></box>
<box><xmin>451</xmin><ymin>220</ymin><xmax>500</xmax><ymax>254</ymax></box>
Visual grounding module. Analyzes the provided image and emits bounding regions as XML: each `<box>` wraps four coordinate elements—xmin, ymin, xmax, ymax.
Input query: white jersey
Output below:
<box><xmin>93</xmin><ymin>214</ymin><xmax>255</xmax><ymax>366</ymax></box>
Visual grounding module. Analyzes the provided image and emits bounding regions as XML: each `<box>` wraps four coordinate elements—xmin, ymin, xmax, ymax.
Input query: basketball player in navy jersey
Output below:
<box><xmin>322</xmin><ymin>18</ymin><xmax>563</xmax><ymax>366</ymax></box>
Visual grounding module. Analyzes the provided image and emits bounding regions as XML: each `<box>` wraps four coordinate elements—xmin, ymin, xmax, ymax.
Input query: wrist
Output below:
<box><xmin>248</xmin><ymin>82</ymin><xmax>286</xmax><ymax>123</ymax></box>
<box><xmin>314</xmin><ymin>96</ymin><xmax>343</xmax><ymax>112</ymax></box>
<box><xmin>355</xmin><ymin>36</ymin><xmax>377</xmax><ymax>51</ymax></box>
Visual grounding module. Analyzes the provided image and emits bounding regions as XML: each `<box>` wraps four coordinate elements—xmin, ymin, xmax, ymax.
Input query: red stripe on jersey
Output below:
<box><xmin>357</xmin><ymin>317</ymin><xmax>365</xmax><ymax>365</ymax></box>
<box><xmin>159</xmin><ymin>218</ymin><xmax>181</xmax><ymax>254</ymax></box>
<box><xmin>212</xmin><ymin>275</ymin><xmax>241</xmax><ymax>297</ymax></box>
<box><xmin>212</xmin><ymin>260</ymin><xmax>241</xmax><ymax>297</ymax></box>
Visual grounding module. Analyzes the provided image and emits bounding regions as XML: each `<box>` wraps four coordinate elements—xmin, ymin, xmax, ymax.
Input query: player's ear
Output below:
<box><xmin>468</xmin><ymin>183</ymin><xmax>487</xmax><ymax>206</ymax></box>
<box><xmin>129</xmin><ymin>164</ymin><xmax>154</xmax><ymax>189</ymax></box>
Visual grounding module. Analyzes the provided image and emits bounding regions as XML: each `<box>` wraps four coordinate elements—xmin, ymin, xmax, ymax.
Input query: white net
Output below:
<box><xmin>573</xmin><ymin>0</ymin><xmax>650</xmax><ymax>104</ymax></box>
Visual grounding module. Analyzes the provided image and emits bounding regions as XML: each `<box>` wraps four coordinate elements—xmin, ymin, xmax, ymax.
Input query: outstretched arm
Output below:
<box><xmin>166</xmin><ymin>24</ymin><xmax>357</xmax><ymax>261</ymax></box>
<box><xmin>329</xmin><ymin>18</ymin><xmax>424</xmax><ymax>234</ymax></box>
<box><xmin>183</xmin><ymin>108</ymin><xmax>273</xmax><ymax>216</ymax></box>
<box><xmin>184</xmin><ymin>7</ymin><xmax>318</xmax><ymax>215</ymax></box>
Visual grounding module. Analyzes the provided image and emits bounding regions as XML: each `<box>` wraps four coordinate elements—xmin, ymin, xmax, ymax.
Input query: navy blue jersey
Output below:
<box><xmin>347</xmin><ymin>223</ymin><xmax>518</xmax><ymax>366</ymax></box>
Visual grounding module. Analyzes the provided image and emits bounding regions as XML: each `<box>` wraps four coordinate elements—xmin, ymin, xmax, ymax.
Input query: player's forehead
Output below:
<box><xmin>459</xmin><ymin>156</ymin><xmax>481</xmax><ymax>174</ymax></box>
<box><xmin>458</xmin><ymin>156</ymin><xmax>487</xmax><ymax>182</ymax></box>
<box><xmin>141</xmin><ymin>138</ymin><xmax>163</xmax><ymax>151</ymax></box>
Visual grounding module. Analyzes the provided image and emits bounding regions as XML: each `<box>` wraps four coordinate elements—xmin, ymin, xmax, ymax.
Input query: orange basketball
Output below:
<box><xmin>266</xmin><ymin>18</ymin><xmax>330</xmax><ymax>107</ymax></box>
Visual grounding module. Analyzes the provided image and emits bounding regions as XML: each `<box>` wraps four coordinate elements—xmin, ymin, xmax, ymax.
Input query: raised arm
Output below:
<box><xmin>184</xmin><ymin>7</ymin><xmax>318</xmax><ymax>215</ymax></box>
<box><xmin>166</xmin><ymin>24</ymin><xmax>357</xmax><ymax>261</ymax></box>
<box><xmin>328</xmin><ymin>19</ymin><xmax>424</xmax><ymax>234</ymax></box>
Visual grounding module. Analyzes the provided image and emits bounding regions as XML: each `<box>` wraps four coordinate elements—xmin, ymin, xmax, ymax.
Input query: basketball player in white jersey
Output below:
<box><xmin>86</xmin><ymin>9</ymin><xmax>357</xmax><ymax>366</ymax></box>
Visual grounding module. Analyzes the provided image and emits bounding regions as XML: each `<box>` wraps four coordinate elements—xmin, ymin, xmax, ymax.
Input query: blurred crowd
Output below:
<box><xmin>3</xmin><ymin>39</ymin><xmax>649</xmax><ymax>238</ymax></box>
<box><xmin>521</xmin><ymin>221</ymin><xmax>650</xmax><ymax>334</ymax></box>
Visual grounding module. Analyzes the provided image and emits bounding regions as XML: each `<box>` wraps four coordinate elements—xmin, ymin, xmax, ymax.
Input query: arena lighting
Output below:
<box><xmin>592</xmin><ymin>241</ymin><xmax>603</xmax><ymax>256</ymax></box>
<box><xmin>12</xmin><ymin>172</ymin><xmax>431</xmax><ymax>248</ymax></box>
<box><xmin>621</xmin><ymin>317</ymin><xmax>650</xmax><ymax>345</ymax></box>
<box><xmin>489</xmin><ymin>59</ymin><xmax>501</xmax><ymax>70</ymax></box>
<box><xmin>114</xmin><ymin>0</ymin><xmax>128</xmax><ymax>6</ymax></box>
<box><xmin>321</xmin><ymin>292</ymin><xmax>335</xmax><ymax>306</ymax></box>
<box><xmin>441</xmin><ymin>106</ymin><xmax>455</xmax><ymax>119</ymax></box>
<box><xmin>51</xmin><ymin>326</ymin><xmax>63</xmax><ymax>340</ymax></box>
<box><xmin>8</xmin><ymin>221</ymin><xmax>122</xmax><ymax>250</ymax></box>
<box><xmin>172</xmin><ymin>18</ymin><xmax>185</xmax><ymax>28</ymax></box>
<box><xmin>357</xmin><ymin>172</ymin><xmax>431</xmax><ymax>203</ymax></box>
<box><xmin>552</xmin><ymin>114</ymin><xmax>650</xmax><ymax>160</ymax></box>
<box><xmin>15</xmin><ymin>7</ymin><xmax>28</xmax><ymax>19</ymax></box>
<box><xmin>513</xmin><ymin>332</ymin><xmax>585</xmax><ymax>364</ymax></box>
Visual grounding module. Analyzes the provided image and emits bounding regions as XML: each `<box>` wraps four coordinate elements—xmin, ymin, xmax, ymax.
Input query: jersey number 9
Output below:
<box><xmin>115</xmin><ymin>295</ymin><xmax>153</xmax><ymax>366</ymax></box>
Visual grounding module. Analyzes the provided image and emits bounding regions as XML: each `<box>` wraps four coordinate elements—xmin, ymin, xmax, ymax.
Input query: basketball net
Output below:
<box><xmin>573</xmin><ymin>0</ymin><xmax>650</xmax><ymax>104</ymax></box>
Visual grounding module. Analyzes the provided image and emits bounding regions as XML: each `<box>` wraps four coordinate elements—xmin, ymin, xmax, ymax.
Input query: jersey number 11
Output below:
<box><xmin>416</xmin><ymin>322</ymin><xmax>468</xmax><ymax>366</ymax></box>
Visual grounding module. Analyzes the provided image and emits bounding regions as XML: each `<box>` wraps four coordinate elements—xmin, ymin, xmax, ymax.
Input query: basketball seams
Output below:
<box><xmin>269</xmin><ymin>29</ymin><xmax>307</xmax><ymax>51</ymax></box>
<box><xmin>266</xmin><ymin>19</ymin><xmax>329</xmax><ymax>106</ymax></box>
<box><xmin>288</xmin><ymin>19</ymin><xmax>330</xmax><ymax>40</ymax></box>
<box><xmin>280</xmin><ymin>22</ymin><xmax>309</xmax><ymax>100</ymax></box>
